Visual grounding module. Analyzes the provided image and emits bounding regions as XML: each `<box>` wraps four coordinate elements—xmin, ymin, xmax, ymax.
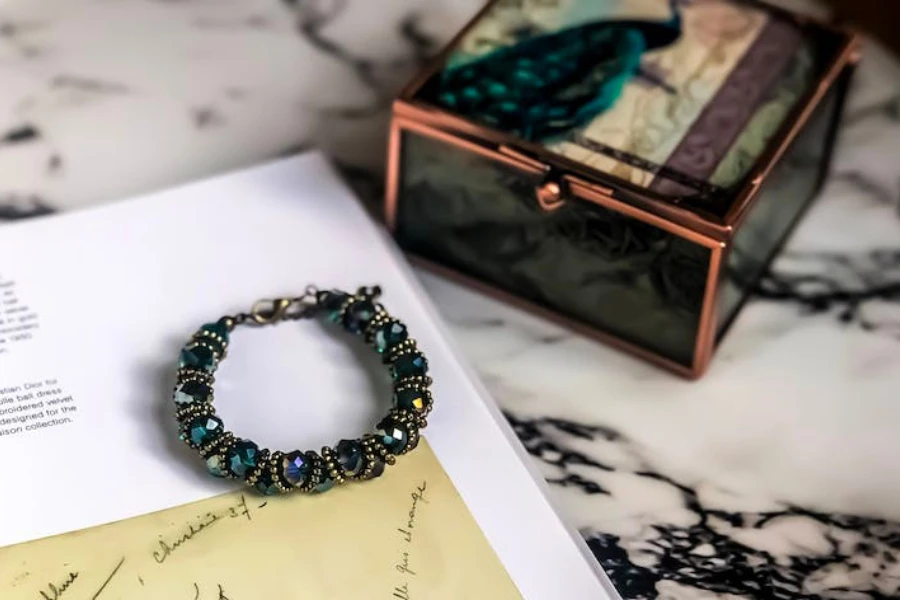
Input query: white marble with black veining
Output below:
<box><xmin>1</xmin><ymin>1</ymin><xmax>899</xmax><ymax>598</ymax></box>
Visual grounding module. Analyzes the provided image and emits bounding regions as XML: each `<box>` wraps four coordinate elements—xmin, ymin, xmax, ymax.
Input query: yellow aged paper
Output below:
<box><xmin>0</xmin><ymin>441</ymin><xmax>522</xmax><ymax>600</ymax></box>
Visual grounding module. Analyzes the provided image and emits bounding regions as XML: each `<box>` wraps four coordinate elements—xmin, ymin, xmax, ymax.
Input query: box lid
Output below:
<box><xmin>405</xmin><ymin>0</ymin><xmax>853</xmax><ymax>224</ymax></box>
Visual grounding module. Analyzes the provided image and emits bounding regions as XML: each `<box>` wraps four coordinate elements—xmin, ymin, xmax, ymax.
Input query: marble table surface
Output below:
<box><xmin>2</xmin><ymin>1</ymin><xmax>899</xmax><ymax>598</ymax></box>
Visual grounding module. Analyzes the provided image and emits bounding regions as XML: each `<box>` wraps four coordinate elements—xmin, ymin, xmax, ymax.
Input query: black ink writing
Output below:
<box><xmin>153</xmin><ymin>495</ymin><xmax>254</xmax><ymax>564</ymax></box>
<box><xmin>0</xmin><ymin>378</ymin><xmax>77</xmax><ymax>438</ymax></box>
<box><xmin>38</xmin><ymin>571</ymin><xmax>78</xmax><ymax>600</ymax></box>
<box><xmin>391</xmin><ymin>481</ymin><xmax>429</xmax><ymax>598</ymax></box>
<box><xmin>0</xmin><ymin>277</ymin><xmax>40</xmax><ymax>354</ymax></box>
<box><xmin>392</xmin><ymin>582</ymin><xmax>410</xmax><ymax>600</ymax></box>
<box><xmin>153</xmin><ymin>512</ymin><xmax>222</xmax><ymax>564</ymax></box>
<box><xmin>90</xmin><ymin>557</ymin><xmax>125</xmax><ymax>599</ymax></box>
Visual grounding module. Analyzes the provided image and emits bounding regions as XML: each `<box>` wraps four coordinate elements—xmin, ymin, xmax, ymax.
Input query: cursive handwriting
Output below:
<box><xmin>391</xmin><ymin>481</ymin><xmax>429</xmax><ymax>599</ymax></box>
<box><xmin>153</xmin><ymin>495</ymin><xmax>253</xmax><ymax>564</ymax></box>
<box><xmin>190</xmin><ymin>582</ymin><xmax>234</xmax><ymax>600</ymax></box>
<box><xmin>392</xmin><ymin>582</ymin><xmax>410</xmax><ymax>600</ymax></box>
<box><xmin>38</xmin><ymin>571</ymin><xmax>78</xmax><ymax>600</ymax></box>
<box><xmin>396</xmin><ymin>481</ymin><xmax>428</xmax><ymax>543</ymax></box>
<box><xmin>91</xmin><ymin>557</ymin><xmax>125</xmax><ymax>599</ymax></box>
<box><xmin>153</xmin><ymin>512</ymin><xmax>221</xmax><ymax>564</ymax></box>
<box><xmin>395</xmin><ymin>552</ymin><xmax>416</xmax><ymax>576</ymax></box>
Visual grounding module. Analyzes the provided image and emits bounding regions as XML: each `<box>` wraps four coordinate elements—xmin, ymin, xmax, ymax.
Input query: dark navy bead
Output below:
<box><xmin>364</xmin><ymin>456</ymin><xmax>385</xmax><ymax>480</ymax></box>
<box><xmin>375</xmin><ymin>417</ymin><xmax>409</xmax><ymax>455</ymax></box>
<box><xmin>254</xmin><ymin>471</ymin><xmax>281</xmax><ymax>496</ymax></box>
<box><xmin>391</xmin><ymin>353</ymin><xmax>428</xmax><ymax>381</ymax></box>
<box><xmin>394</xmin><ymin>388</ymin><xmax>428</xmax><ymax>414</ymax></box>
<box><xmin>186</xmin><ymin>415</ymin><xmax>224</xmax><ymax>447</ymax></box>
<box><xmin>174</xmin><ymin>379</ymin><xmax>213</xmax><ymax>406</ymax></box>
<box><xmin>335</xmin><ymin>439</ymin><xmax>365</xmax><ymax>477</ymax></box>
<box><xmin>283</xmin><ymin>451</ymin><xmax>310</xmax><ymax>488</ymax></box>
<box><xmin>374</xmin><ymin>322</ymin><xmax>407</xmax><ymax>354</ymax></box>
<box><xmin>180</xmin><ymin>345</ymin><xmax>216</xmax><ymax>372</ymax></box>
<box><xmin>227</xmin><ymin>440</ymin><xmax>259</xmax><ymax>478</ymax></box>
<box><xmin>343</xmin><ymin>300</ymin><xmax>376</xmax><ymax>334</ymax></box>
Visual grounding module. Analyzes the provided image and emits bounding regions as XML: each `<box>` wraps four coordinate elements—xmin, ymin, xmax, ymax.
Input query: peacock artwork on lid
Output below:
<box><xmin>420</xmin><ymin>0</ymin><xmax>818</xmax><ymax>205</ymax></box>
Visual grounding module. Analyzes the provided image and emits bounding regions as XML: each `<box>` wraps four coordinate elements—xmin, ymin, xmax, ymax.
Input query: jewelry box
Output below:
<box><xmin>386</xmin><ymin>0</ymin><xmax>859</xmax><ymax>377</ymax></box>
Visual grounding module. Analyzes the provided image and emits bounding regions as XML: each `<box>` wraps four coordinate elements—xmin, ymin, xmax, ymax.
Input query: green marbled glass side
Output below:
<box><xmin>396</xmin><ymin>131</ymin><xmax>710</xmax><ymax>367</ymax></box>
<box><xmin>716</xmin><ymin>81</ymin><xmax>845</xmax><ymax>337</ymax></box>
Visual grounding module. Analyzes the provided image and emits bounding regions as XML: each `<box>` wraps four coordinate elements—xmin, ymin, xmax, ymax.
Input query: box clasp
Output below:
<box><xmin>535</xmin><ymin>179</ymin><xmax>566</xmax><ymax>212</ymax></box>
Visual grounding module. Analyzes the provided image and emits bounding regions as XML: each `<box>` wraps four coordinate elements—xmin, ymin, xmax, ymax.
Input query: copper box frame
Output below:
<box><xmin>384</xmin><ymin>0</ymin><xmax>861</xmax><ymax>378</ymax></box>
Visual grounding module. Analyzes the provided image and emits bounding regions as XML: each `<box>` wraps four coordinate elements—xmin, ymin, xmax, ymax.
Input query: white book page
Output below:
<box><xmin>0</xmin><ymin>154</ymin><xmax>613</xmax><ymax>599</ymax></box>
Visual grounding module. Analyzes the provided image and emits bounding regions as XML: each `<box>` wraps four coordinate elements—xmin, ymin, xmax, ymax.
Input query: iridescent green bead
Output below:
<box><xmin>391</xmin><ymin>353</ymin><xmax>427</xmax><ymax>381</ymax></box>
<box><xmin>186</xmin><ymin>415</ymin><xmax>224</xmax><ymax>447</ymax></box>
<box><xmin>226</xmin><ymin>441</ymin><xmax>259</xmax><ymax>479</ymax></box>
<box><xmin>394</xmin><ymin>388</ymin><xmax>428</xmax><ymax>414</ymax></box>
<box><xmin>179</xmin><ymin>345</ymin><xmax>216</xmax><ymax>372</ymax></box>
<box><xmin>206</xmin><ymin>455</ymin><xmax>227</xmax><ymax>478</ymax></box>
<box><xmin>375</xmin><ymin>417</ymin><xmax>409</xmax><ymax>455</ymax></box>
<box><xmin>174</xmin><ymin>379</ymin><xmax>213</xmax><ymax>406</ymax></box>
<box><xmin>374</xmin><ymin>322</ymin><xmax>407</xmax><ymax>354</ymax></box>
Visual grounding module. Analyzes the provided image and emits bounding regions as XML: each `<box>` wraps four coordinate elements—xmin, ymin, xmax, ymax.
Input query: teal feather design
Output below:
<box><xmin>431</xmin><ymin>1</ymin><xmax>683</xmax><ymax>141</ymax></box>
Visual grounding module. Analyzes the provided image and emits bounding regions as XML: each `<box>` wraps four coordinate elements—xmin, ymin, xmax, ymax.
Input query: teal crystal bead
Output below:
<box><xmin>374</xmin><ymin>322</ymin><xmax>407</xmax><ymax>354</ymax></box>
<box><xmin>254</xmin><ymin>471</ymin><xmax>281</xmax><ymax>496</ymax></box>
<box><xmin>335</xmin><ymin>439</ymin><xmax>365</xmax><ymax>477</ymax></box>
<box><xmin>226</xmin><ymin>441</ymin><xmax>259</xmax><ymax>478</ymax></box>
<box><xmin>179</xmin><ymin>345</ymin><xmax>216</xmax><ymax>372</ymax></box>
<box><xmin>314</xmin><ymin>475</ymin><xmax>334</xmax><ymax>493</ymax></box>
<box><xmin>391</xmin><ymin>353</ymin><xmax>427</xmax><ymax>381</ymax></box>
<box><xmin>343</xmin><ymin>299</ymin><xmax>376</xmax><ymax>334</ymax></box>
<box><xmin>186</xmin><ymin>415</ymin><xmax>224</xmax><ymax>447</ymax></box>
<box><xmin>320</xmin><ymin>290</ymin><xmax>350</xmax><ymax>323</ymax></box>
<box><xmin>375</xmin><ymin>417</ymin><xmax>408</xmax><ymax>455</ymax></box>
<box><xmin>394</xmin><ymin>388</ymin><xmax>428</xmax><ymax>414</ymax></box>
<box><xmin>200</xmin><ymin>320</ymin><xmax>230</xmax><ymax>343</ymax></box>
<box><xmin>283</xmin><ymin>451</ymin><xmax>310</xmax><ymax>488</ymax></box>
<box><xmin>206</xmin><ymin>455</ymin><xmax>227</xmax><ymax>478</ymax></box>
<box><xmin>174</xmin><ymin>380</ymin><xmax>213</xmax><ymax>406</ymax></box>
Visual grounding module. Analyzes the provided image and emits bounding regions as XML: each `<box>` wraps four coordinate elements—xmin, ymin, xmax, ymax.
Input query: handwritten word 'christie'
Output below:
<box><xmin>153</xmin><ymin>495</ymin><xmax>253</xmax><ymax>564</ymax></box>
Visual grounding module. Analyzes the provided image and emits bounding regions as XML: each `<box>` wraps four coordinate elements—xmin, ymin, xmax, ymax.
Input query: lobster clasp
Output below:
<box><xmin>250</xmin><ymin>288</ymin><xmax>319</xmax><ymax>325</ymax></box>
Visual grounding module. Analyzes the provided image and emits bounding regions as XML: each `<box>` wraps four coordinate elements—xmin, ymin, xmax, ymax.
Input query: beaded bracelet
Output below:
<box><xmin>172</xmin><ymin>286</ymin><xmax>433</xmax><ymax>496</ymax></box>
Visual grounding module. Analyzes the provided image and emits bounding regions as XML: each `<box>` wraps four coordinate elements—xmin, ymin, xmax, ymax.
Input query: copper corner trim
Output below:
<box><xmin>692</xmin><ymin>242</ymin><xmax>725</xmax><ymax>377</ymax></box>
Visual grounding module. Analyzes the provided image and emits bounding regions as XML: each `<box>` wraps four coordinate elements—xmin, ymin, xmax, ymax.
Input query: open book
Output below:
<box><xmin>0</xmin><ymin>154</ymin><xmax>614</xmax><ymax>599</ymax></box>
